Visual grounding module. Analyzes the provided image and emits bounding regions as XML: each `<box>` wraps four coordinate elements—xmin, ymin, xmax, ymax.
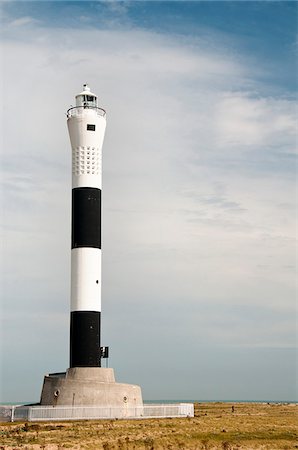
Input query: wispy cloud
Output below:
<box><xmin>214</xmin><ymin>93</ymin><xmax>296</xmax><ymax>150</ymax></box>
<box><xmin>9</xmin><ymin>16</ymin><xmax>40</xmax><ymax>27</ymax></box>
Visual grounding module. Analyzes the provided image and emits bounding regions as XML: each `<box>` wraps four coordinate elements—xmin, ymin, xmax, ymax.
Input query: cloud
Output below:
<box><xmin>214</xmin><ymin>93</ymin><xmax>296</xmax><ymax>150</ymax></box>
<box><xmin>9</xmin><ymin>16</ymin><xmax>40</xmax><ymax>27</ymax></box>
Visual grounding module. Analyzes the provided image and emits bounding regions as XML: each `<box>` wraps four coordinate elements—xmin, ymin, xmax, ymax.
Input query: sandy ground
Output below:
<box><xmin>0</xmin><ymin>402</ymin><xmax>297</xmax><ymax>449</ymax></box>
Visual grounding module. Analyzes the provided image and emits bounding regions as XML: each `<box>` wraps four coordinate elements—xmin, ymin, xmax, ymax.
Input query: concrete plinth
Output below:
<box><xmin>40</xmin><ymin>368</ymin><xmax>143</xmax><ymax>407</ymax></box>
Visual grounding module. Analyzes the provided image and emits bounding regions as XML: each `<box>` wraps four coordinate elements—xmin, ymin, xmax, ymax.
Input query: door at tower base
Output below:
<box><xmin>70</xmin><ymin>311</ymin><xmax>100</xmax><ymax>367</ymax></box>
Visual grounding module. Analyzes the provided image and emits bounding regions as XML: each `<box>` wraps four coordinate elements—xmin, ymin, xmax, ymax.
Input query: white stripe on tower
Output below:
<box><xmin>67</xmin><ymin>84</ymin><xmax>106</xmax><ymax>367</ymax></box>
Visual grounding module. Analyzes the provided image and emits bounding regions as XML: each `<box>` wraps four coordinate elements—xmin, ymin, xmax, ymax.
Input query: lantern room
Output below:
<box><xmin>75</xmin><ymin>83</ymin><xmax>98</xmax><ymax>108</ymax></box>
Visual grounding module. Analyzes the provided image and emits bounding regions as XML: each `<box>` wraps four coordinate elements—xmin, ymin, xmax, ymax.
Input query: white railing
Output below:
<box><xmin>67</xmin><ymin>106</ymin><xmax>106</xmax><ymax>118</ymax></box>
<box><xmin>1</xmin><ymin>403</ymin><xmax>194</xmax><ymax>422</ymax></box>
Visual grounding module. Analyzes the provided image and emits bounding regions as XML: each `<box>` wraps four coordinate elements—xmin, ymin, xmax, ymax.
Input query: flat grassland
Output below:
<box><xmin>0</xmin><ymin>402</ymin><xmax>297</xmax><ymax>449</ymax></box>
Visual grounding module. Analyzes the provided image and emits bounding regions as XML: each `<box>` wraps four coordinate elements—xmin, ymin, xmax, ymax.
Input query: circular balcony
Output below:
<box><xmin>67</xmin><ymin>106</ymin><xmax>106</xmax><ymax>118</ymax></box>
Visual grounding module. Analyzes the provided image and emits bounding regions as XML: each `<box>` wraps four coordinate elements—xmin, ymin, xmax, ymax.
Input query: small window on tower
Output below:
<box><xmin>87</xmin><ymin>124</ymin><xmax>96</xmax><ymax>131</ymax></box>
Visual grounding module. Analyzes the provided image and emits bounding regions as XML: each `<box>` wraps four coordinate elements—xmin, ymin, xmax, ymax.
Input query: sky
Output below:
<box><xmin>0</xmin><ymin>1</ymin><xmax>297</xmax><ymax>403</ymax></box>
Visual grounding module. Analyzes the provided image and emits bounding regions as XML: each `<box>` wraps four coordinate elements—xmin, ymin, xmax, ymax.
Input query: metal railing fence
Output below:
<box><xmin>1</xmin><ymin>403</ymin><xmax>194</xmax><ymax>422</ymax></box>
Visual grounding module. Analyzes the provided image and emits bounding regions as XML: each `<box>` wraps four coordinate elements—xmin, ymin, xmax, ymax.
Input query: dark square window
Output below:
<box><xmin>87</xmin><ymin>124</ymin><xmax>96</xmax><ymax>131</ymax></box>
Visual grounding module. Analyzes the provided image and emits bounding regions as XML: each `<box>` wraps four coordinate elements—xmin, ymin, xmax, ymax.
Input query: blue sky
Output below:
<box><xmin>1</xmin><ymin>1</ymin><xmax>297</xmax><ymax>403</ymax></box>
<box><xmin>3</xmin><ymin>1</ymin><xmax>297</xmax><ymax>92</ymax></box>
<box><xmin>4</xmin><ymin>2</ymin><xmax>296</xmax><ymax>72</ymax></box>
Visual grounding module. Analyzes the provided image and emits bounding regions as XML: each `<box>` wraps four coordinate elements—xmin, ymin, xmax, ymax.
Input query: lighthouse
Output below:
<box><xmin>39</xmin><ymin>85</ymin><xmax>143</xmax><ymax>409</ymax></box>
<box><xmin>67</xmin><ymin>84</ymin><xmax>106</xmax><ymax>368</ymax></box>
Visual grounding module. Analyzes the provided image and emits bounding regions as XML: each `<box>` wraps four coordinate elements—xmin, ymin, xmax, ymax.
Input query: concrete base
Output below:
<box><xmin>40</xmin><ymin>367</ymin><xmax>143</xmax><ymax>407</ymax></box>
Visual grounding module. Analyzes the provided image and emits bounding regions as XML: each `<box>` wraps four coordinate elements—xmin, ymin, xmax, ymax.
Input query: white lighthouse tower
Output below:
<box><xmin>39</xmin><ymin>85</ymin><xmax>143</xmax><ymax>409</ymax></box>
<box><xmin>68</xmin><ymin>84</ymin><xmax>105</xmax><ymax>368</ymax></box>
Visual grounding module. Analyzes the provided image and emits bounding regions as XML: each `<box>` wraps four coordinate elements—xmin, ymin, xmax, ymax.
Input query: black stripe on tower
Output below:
<box><xmin>72</xmin><ymin>187</ymin><xmax>101</xmax><ymax>249</ymax></box>
<box><xmin>70</xmin><ymin>311</ymin><xmax>101</xmax><ymax>367</ymax></box>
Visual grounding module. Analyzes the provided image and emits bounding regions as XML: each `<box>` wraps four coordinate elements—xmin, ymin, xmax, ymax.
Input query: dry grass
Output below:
<box><xmin>0</xmin><ymin>402</ymin><xmax>297</xmax><ymax>449</ymax></box>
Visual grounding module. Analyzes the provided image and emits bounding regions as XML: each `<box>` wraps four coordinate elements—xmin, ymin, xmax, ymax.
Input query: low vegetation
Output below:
<box><xmin>0</xmin><ymin>402</ymin><xmax>297</xmax><ymax>449</ymax></box>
